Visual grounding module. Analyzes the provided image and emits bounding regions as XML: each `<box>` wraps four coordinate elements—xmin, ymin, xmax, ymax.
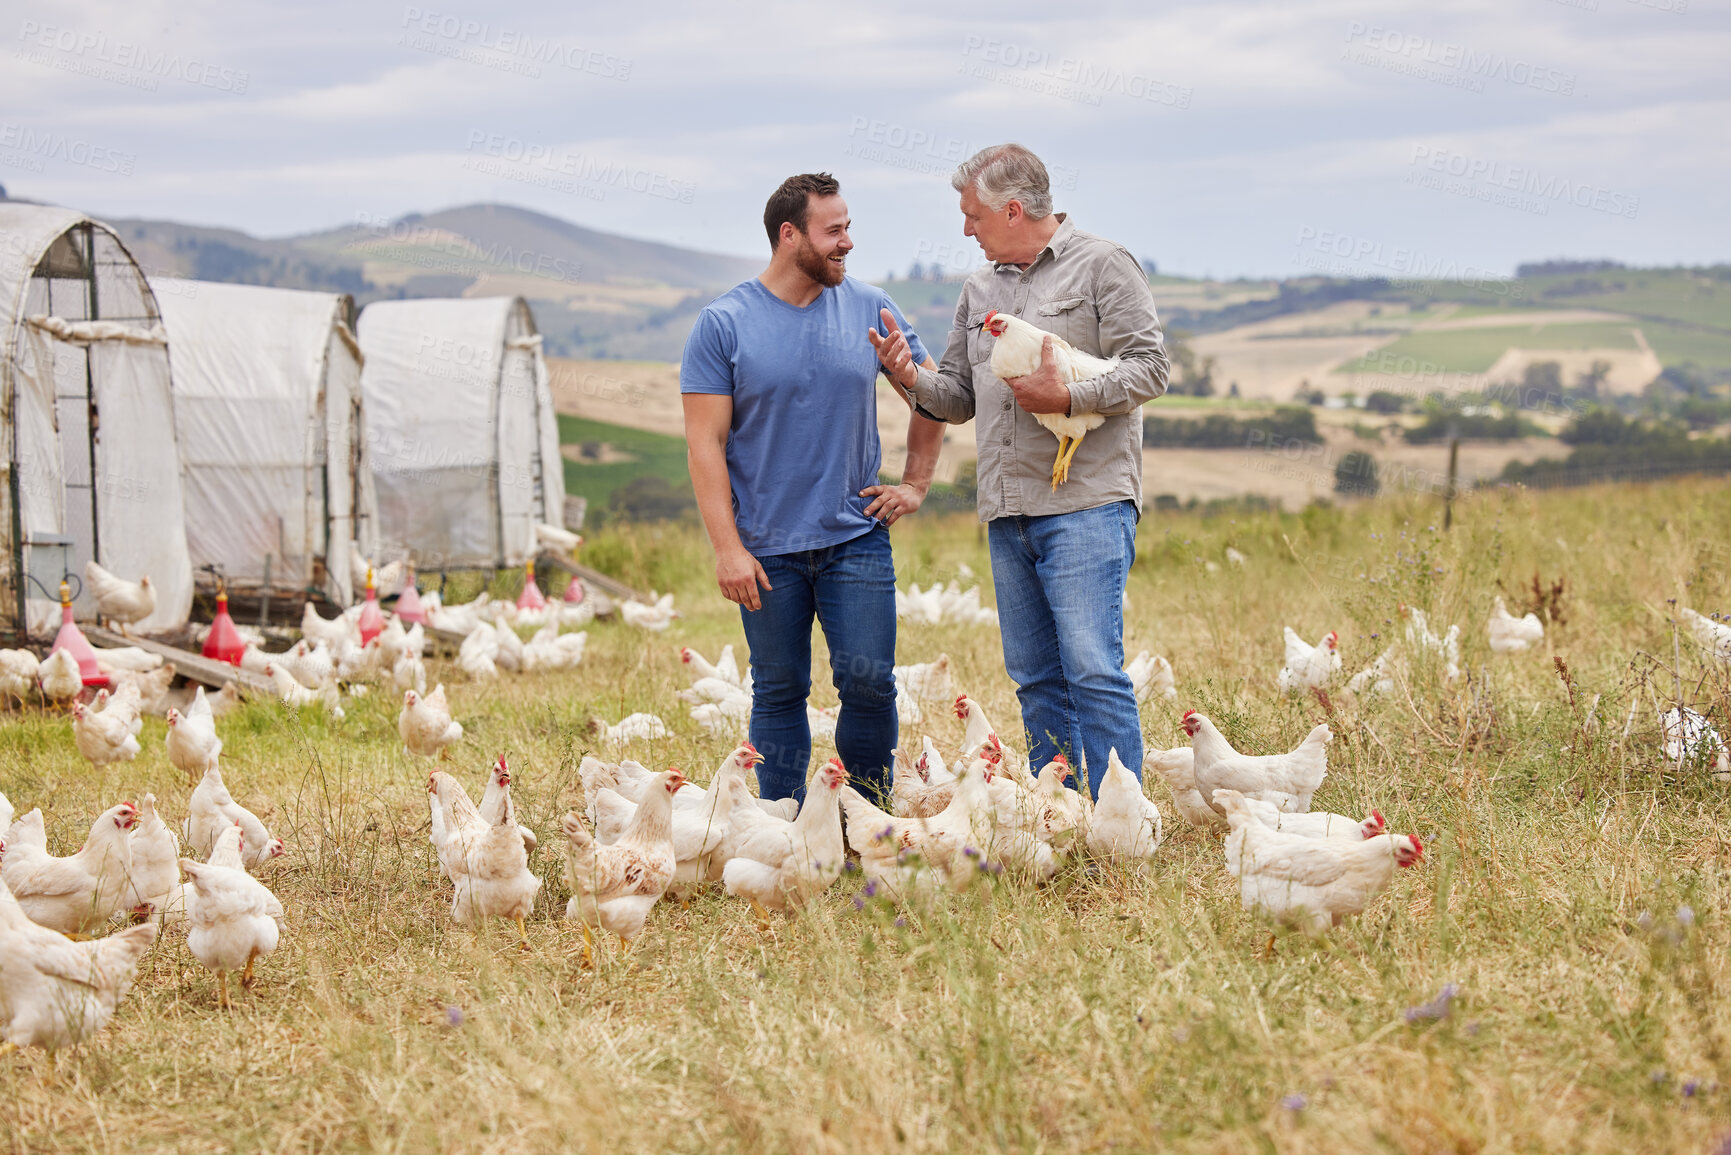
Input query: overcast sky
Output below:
<box><xmin>2</xmin><ymin>0</ymin><xmax>1725</xmax><ymax>280</ymax></box>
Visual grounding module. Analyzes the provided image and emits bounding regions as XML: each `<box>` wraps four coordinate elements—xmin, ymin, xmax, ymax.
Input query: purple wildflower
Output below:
<box><xmin>893</xmin><ymin>917</ymin><xmax>906</xmax><ymax>929</ymax></box>
<box><xmin>1281</xmin><ymin>1094</ymin><xmax>1306</xmax><ymax>1112</ymax></box>
<box><xmin>1405</xmin><ymin>982</ymin><xmax>1460</xmax><ymax>1023</ymax></box>
<box><xmin>961</xmin><ymin>846</ymin><xmax>979</xmax><ymax>859</ymax></box>
<box><xmin>852</xmin><ymin>896</ymin><xmax>866</xmax><ymax>911</ymax></box>
<box><xmin>863</xmin><ymin>880</ymin><xmax>878</xmax><ymax>898</ymax></box>
<box><xmin>444</xmin><ymin>1005</ymin><xmax>464</xmax><ymax>1028</ymax></box>
<box><xmin>1684</xmin><ymin>1080</ymin><xmax>1700</xmax><ymax>1098</ymax></box>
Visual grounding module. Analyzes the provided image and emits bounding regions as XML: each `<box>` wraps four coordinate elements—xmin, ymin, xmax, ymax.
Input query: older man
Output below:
<box><xmin>870</xmin><ymin>143</ymin><xmax>1168</xmax><ymax>795</ymax></box>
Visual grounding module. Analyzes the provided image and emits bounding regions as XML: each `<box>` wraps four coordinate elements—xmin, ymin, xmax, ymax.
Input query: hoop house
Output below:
<box><xmin>0</xmin><ymin>203</ymin><xmax>192</xmax><ymax>637</ymax></box>
<box><xmin>357</xmin><ymin>296</ymin><xmax>565</xmax><ymax>569</ymax></box>
<box><xmin>153</xmin><ymin>278</ymin><xmax>380</xmax><ymax>606</ymax></box>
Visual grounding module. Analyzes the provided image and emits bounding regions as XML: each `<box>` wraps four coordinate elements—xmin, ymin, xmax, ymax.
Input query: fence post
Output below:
<box><xmin>1443</xmin><ymin>437</ymin><xmax>1460</xmax><ymax>530</ymax></box>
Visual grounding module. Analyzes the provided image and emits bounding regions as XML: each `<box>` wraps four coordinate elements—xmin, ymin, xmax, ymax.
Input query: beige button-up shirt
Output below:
<box><xmin>906</xmin><ymin>215</ymin><xmax>1169</xmax><ymax>520</ymax></box>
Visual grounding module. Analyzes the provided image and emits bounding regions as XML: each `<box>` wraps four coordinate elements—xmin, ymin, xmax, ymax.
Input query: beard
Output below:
<box><xmin>794</xmin><ymin>232</ymin><xmax>846</xmax><ymax>287</ymax></box>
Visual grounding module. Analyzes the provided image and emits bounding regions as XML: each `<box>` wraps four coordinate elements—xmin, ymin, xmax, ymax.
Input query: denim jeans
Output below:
<box><xmin>987</xmin><ymin>500</ymin><xmax>1142</xmax><ymax>797</ymax></box>
<box><xmin>740</xmin><ymin>524</ymin><xmax>898</xmax><ymax>804</ymax></box>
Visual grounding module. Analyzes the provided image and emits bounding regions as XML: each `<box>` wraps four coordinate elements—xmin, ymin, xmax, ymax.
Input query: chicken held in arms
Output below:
<box><xmin>983</xmin><ymin>310</ymin><xmax>1120</xmax><ymax>489</ymax></box>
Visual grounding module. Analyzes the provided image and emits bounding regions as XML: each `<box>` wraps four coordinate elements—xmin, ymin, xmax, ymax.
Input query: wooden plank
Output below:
<box><xmin>535</xmin><ymin>552</ymin><xmax>642</xmax><ymax>607</ymax></box>
<box><xmin>85</xmin><ymin>627</ymin><xmax>274</xmax><ymax>695</ymax></box>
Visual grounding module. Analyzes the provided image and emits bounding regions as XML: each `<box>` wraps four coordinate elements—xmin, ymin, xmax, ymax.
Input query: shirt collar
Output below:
<box><xmin>993</xmin><ymin>213</ymin><xmax>1072</xmax><ymax>273</ymax></box>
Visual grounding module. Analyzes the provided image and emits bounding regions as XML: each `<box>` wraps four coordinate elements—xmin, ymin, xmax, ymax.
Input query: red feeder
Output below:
<box><xmin>50</xmin><ymin>579</ymin><xmax>108</xmax><ymax>688</ymax></box>
<box><xmin>395</xmin><ymin>569</ymin><xmax>426</xmax><ymax>625</ymax></box>
<box><xmin>358</xmin><ymin>568</ymin><xmax>385</xmax><ymax>645</ymax></box>
<box><xmin>202</xmin><ymin>590</ymin><xmax>247</xmax><ymax>666</ymax></box>
<box><xmin>563</xmin><ymin>575</ymin><xmax>585</xmax><ymax>604</ymax></box>
<box><xmin>517</xmin><ymin>559</ymin><xmax>547</xmax><ymax>611</ymax></box>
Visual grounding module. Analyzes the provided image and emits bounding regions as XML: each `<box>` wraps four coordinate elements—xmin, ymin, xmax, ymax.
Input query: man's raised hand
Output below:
<box><xmin>869</xmin><ymin>308</ymin><xmax>919</xmax><ymax>391</ymax></box>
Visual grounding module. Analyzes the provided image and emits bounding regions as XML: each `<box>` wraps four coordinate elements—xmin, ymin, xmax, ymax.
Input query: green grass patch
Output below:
<box><xmin>558</xmin><ymin>414</ymin><xmax>691</xmax><ymax>507</ymax></box>
<box><xmin>1340</xmin><ymin>323</ymin><xmax>1641</xmax><ymax>375</ymax></box>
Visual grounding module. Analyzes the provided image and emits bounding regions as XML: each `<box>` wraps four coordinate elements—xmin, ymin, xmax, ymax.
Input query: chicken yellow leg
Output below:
<box><xmin>513</xmin><ymin>914</ymin><xmax>529</xmax><ymax>950</ymax></box>
<box><xmin>1050</xmin><ymin>436</ymin><xmax>1072</xmax><ymax>491</ymax></box>
<box><xmin>1055</xmin><ymin>434</ymin><xmax>1085</xmax><ymax>486</ymax></box>
<box><xmin>749</xmin><ymin>899</ymin><xmax>773</xmax><ymax>931</ymax></box>
<box><xmin>218</xmin><ymin>972</ymin><xmax>231</xmax><ymax>1010</ymax></box>
<box><xmin>242</xmin><ymin>956</ymin><xmax>256</xmax><ymax>988</ymax></box>
<box><xmin>578</xmin><ymin>923</ymin><xmax>596</xmax><ymax>969</ymax></box>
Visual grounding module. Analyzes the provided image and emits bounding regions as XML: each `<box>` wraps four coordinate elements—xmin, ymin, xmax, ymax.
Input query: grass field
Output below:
<box><xmin>557</xmin><ymin>414</ymin><xmax>692</xmax><ymax>511</ymax></box>
<box><xmin>3</xmin><ymin>480</ymin><xmax>1731</xmax><ymax>1152</ymax></box>
<box><xmin>1339</xmin><ymin>323</ymin><xmax>1643</xmax><ymax>376</ymax></box>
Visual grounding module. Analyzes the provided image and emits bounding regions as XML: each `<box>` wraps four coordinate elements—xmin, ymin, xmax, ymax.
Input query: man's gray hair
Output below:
<box><xmin>951</xmin><ymin>144</ymin><xmax>1053</xmax><ymax>219</ymax></box>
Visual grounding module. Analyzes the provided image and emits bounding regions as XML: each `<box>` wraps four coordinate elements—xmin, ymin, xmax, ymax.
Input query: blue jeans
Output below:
<box><xmin>740</xmin><ymin>524</ymin><xmax>898</xmax><ymax>804</ymax></box>
<box><xmin>987</xmin><ymin>500</ymin><xmax>1142</xmax><ymax>798</ymax></box>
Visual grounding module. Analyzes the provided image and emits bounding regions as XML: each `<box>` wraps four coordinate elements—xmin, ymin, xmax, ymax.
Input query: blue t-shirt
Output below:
<box><xmin>679</xmin><ymin>276</ymin><xmax>928</xmax><ymax>556</ymax></box>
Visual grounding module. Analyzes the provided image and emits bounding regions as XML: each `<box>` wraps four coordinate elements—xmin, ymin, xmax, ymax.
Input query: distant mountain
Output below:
<box><xmin>96</xmin><ymin>201</ymin><xmax>764</xmax><ymax>359</ymax></box>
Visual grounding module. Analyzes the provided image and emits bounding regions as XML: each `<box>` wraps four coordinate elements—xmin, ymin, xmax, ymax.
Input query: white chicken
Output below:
<box><xmin>986</xmin><ymin>755</ymin><xmax>1088</xmax><ymax>846</ymax></box>
<box><xmin>1183</xmin><ymin>710</ymin><xmax>1330</xmax><ymax>816</ymax></box>
<box><xmin>620</xmin><ymin>592</ymin><xmax>679</xmax><ymax>631</ymax></box>
<box><xmin>1488</xmin><ymin>596</ymin><xmax>1545</xmax><ymax>653</ymax></box>
<box><xmin>180</xmin><ymin>854</ymin><xmax>284</xmax><ymax>1007</ymax></box>
<box><xmin>521</xmin><ymin>623</ymin><xmax>586</xmax><ymax>672</ymax></box>
<box><xmin>591</xmin><ymin>712</ymin><xmax>668</xmax><ymax>745</ymax></box>
<box><xmin>491</xmin><ymin>619</ymin><xmax>525</xmax><ymax>673</ymax></box>
<box><xmin>84</xmin><ymin>560</ymin><xmax>154</xmax><ymax>634</ymax></box>
<box><xmin>301</xmin><ymin>601</ymin><xmax>358</xmax><ymax>649</ymax></box>
<box><xmin>680</xmin><ymin>644</ymin><xmax>745</xmax><ymax>687</ymax></box>
<box><xmin>891</xmin><ymin>737</ymin><xmax>961</xmax><ymax>819</ymax></box>
<box><xmin>427</xmin><ymin>762</ymin><xmax>539</xmax><ymax>884</ymax></box>
<box><xmin>458</xmin><ymin>624</ymin><xmax>500</xmax><ymax>680</ymax></box>
<box><xmin>1401</xmin><ymin>606</ymin><xmax>1462</xmax><ymax>681</ymax></box>
<box><xmin>399</xmin><ymin>685</ymin><xmax>463</xmax><ymax>759</ymax></box>
<box><xmin>348</xmin><ymin>543</ymin><xmax>407</xmax><ymax>599</ymax></box>
<box><xmin>1145</xmin><ymin>745</ymin><xmax>1223</xmax><ymax>830</ymax></box>
<box><xmin>440</xmin><ymin>764</ymin><xmax>540</xmax><ymax>945</ymax></box>
<box><xmin>840</xmin><ymin>754</ymin><xmax>1008</xmax><ymax>894</ymax></box>
<box><xmin>0</xmin><ymin>648</ymin><xmax>39</xmax><ymax>704</ymax></box>
<box><xmin>722</xmin><ymin>756</ymin><xmax>849</xmax><ymax>916</ymax></box>
<box><xmin>123</xmin><ymin>794</ymin><xmax>182</xmax><ymax>920</ymax></box>
<box><xmin>1215</xmin><ymin>788</ymin><xmax>1423</xmax><ymax>936</ymax></box>
<box><xmin>893</xmin><ymin>654</ymin><xmax>954</xmax><ymax>703</ymax></box>
<box><xmin>95</xmin><ymin>646</ymin><xmax>163</xmax><ymax>674</ymax></box>
<box><xmin>1346</xmin><ymin>647</ymin><xmax>1396</xmax><ymax>697</ymax></box>
<box><xmin>594</xmin><ymin>746</ymin><xmax>760</xmax><ymax>887</ymax></box>
<box><xmin>37</xmin><ymin>647</ymin><xmax>83</xmax><ymax>706</ymax></box>
<box><xmin>0</xmin><ymin>802</ymin><xmax>138</xmax><ymax>935</ymax></box>
<box><xmin>1659</xmin><ymin>706</ymin><xmax>1731</xmax><ymax>782</ymax></box>
<box><xmin>534</xmin><ymin>522</ymin><xmax>583</xmax><ymax>554</ymax></box>
<box><xmin>983</xmin><ymin>310</ymin><xmax>1120</xmax><ymax>489</ymax></box>
<box><xmin>165</xmin><ymin>686</ymin><xmax>223</xmax><ymax>779</ymax></box>
<box><xmin>562</xmin><ymin>768</ymin><xmax>687</xmax><ymax>964</ymax></box>
<box><xmin>1086</xmin><ymin>749</ymin><xmax>1163</xmax><ymax>867</ymax></box>
<box><xmin>183</xmin><ymin>767</ymin><xmax>285</xmax><ymax>869</ymax></box>
<box><xmin>71</xmin><ymin>698</ymin><xmax>141</xmax><ymax>766</ymax></box>
<box><xmin>1125</xmin><ymin>650</ymin><xmax>1177</xmax><ymax>704</ymax></box>
<box><xmin>1277</xmin><ymin>628</ymin><xmax>1340</xmax><ymax>693</ymax></box>
<box><xmin>1681</xmin><ymin>607</ymin><xmax>1731</xmax><ymax>662</ymax></box>
<box><xmin>0</xmin><ymin>877</ymin><xmax>156</xmax><ymax>1050</ymax></box>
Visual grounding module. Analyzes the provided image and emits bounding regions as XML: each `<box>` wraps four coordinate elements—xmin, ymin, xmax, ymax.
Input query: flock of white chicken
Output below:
<box><xmin>3</xmin><ymin>551</ymin><xmax>1728</xmax><ymax>1055</ymax></box>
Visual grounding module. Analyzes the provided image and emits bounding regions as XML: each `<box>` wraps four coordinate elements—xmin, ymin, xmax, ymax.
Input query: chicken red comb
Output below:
<box><xmin>953</xmin><ymin>694</ymin><xmax>969</xmax><ymax>718</ymax></box>
<box><xmin>1410</xmin><ymin>834</ymin><xmax>1424</xmax><ymax>855</ymax></box>
<box><xmin>1052</xmin><ymin>753</ymin><xmax>1068</xmax><ymax>765</ymax></box>
<box><xmin>496</xmin><ymin>754</ymin><xmax>508</xmax><ymax>770</ymax></box>
<box><xmin>982</xmin><ymin>310</ymin><xmax>997</xmax><ymax>328</ymax></box>
<box><xmin>1371</xmin><ymin>809</ymin><xmax>1386</xmax><ymax>829</ymax></box>
<box><xmin>827</xmin><ymin>755</ymin><xmax>845</xmax><ymax>768</ymax></box>
<box><xmin>1182</xmin><ymin>709</ymin><xmax>1197</xmax><ymax>719</ymax></box>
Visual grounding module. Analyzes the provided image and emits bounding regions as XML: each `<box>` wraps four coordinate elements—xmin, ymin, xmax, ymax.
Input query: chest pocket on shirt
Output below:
<box><xmin>1035</xmin><ymin>295</ymin><xmax>1096</xmax><ymax>350</ymax></box>
<box><xmin>967</xmin><ymin>308</ymin><xmax>996</xmax><ymax>375</ymax></box>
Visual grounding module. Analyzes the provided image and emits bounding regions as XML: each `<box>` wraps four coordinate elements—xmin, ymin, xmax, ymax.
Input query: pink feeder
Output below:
<box><xmin>358</xmin><ymin>568</ymin><xmax>385</xmax><ymax>645</ymax></box>
<box><xmin>395</xmin><ymin>573</ymin><xmax>426</xmax><ymax>625</ymax></box>
<box><xmin>563</xmin><ymin>575</ymin><xmax>585</xmax><ymax>604</ymax></box>
<box><xmin>50</xmin><ymin>580</ymin><xmax>108</xmax><ymax>688</ymax></box>
<box><xmin>202</xmin><ymin>591</ymin><xmax>247</xmax><ymax>666</ymax></box>
<box><xmin>517</xmin><ymin>559</ymin><xmax>547</xmax><ymax>611</ymax></box>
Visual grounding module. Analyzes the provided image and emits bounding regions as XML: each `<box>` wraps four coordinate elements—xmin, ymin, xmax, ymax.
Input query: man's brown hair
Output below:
<box><xmin>763</xmin><ymin>172</ymin><xmax>841</xmax><ymax>251</ymax></box>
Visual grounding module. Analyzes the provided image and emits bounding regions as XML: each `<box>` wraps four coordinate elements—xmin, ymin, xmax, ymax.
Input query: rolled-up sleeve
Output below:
<box><xmin>908</xmin><ymin>288</ymin><xmax>980</xmax><ymax>425</ymax></box>
<box><xmin>1064</xmin><ymin>248</ymin><xmax>1169</xmax><ymax>418</ymax></box>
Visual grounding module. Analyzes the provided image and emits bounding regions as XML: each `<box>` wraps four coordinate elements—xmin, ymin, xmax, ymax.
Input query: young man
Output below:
<box><xmin>682</xmin><ymin>172</ymin><xmax>943</xmax><ymax>803</ymax></box>
<box><xmin>870</xmin><ymin>144</ymin><xmax>1170</xmax><ymax>796</ymax></box>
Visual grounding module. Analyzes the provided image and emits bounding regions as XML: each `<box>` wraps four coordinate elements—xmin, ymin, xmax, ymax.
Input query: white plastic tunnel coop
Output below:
<box><xmin>153</xmin><ymin>278</ymin><xmax>381</xmax><ymax>607</ymax></box>
<box><xmin>357</xmin><ymin>296</ymin><xmax>566</xmax><ymax>571</ymax></box>
<box><xmin>0</xmin><ymin>203</ymin><xmax>192</xmax><ymax>639</ymax></box>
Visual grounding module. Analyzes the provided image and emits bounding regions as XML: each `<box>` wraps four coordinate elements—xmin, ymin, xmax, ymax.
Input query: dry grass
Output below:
<box><xmin>3</xmin><ymin>480</ymin><xmax>1730</xmax><ymax>1153</ymax></box>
